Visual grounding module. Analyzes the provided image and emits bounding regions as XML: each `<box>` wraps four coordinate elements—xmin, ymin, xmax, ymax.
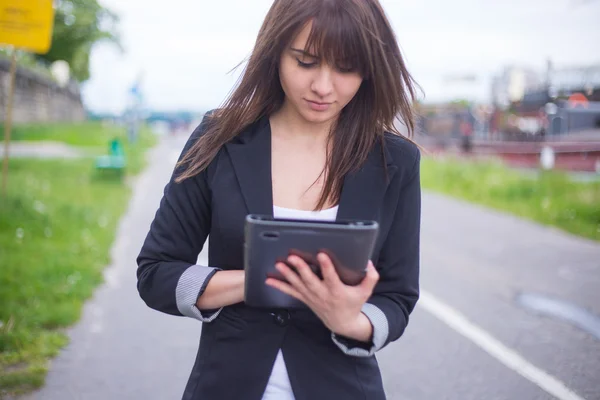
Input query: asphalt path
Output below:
<box><xmin>20</xmin><ymin>133</ymin><xmax>600</xmax><ymax>400</ymax></box>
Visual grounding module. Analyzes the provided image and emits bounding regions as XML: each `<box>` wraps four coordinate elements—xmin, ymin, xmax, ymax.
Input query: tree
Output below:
<box><xmin>35</xmin><ymin>0</ymin><xmax>121</xmax><ymax>82</ymax></box>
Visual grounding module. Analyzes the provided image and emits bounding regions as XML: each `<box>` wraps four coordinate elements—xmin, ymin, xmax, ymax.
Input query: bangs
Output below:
<box><xmin>302</xmin><ymin>8</ymin><xmax>372</xmax><ymax>77</ymax></box>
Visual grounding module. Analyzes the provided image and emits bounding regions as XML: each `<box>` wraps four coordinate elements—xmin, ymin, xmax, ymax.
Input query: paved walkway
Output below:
<box><xmin>19</xmin><ymin>133</ymin><xmax>600</xmax><ymax>400</ymax></box>
<box><xmin>1</xmin><ymin>141</ymin><xmax>88</xmax><ymax>159</ymax></box>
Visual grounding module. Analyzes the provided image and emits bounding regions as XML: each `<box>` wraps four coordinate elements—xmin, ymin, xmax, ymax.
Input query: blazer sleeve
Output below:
<box><xmin>333</xmin><ymin>146</ymin><xmax>421</xmax><ymax>356</ymax></box>
<box><xmin>136</xmin><ymin>113</ymin><xmax>222</xmax><ymax>322</ymax></box>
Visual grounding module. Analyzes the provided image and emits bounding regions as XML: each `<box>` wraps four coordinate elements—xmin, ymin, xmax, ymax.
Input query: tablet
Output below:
<box><xmin>243</xmin><ymin>214</ymin><xmax>379</xmax><ymax>309</ymax></box>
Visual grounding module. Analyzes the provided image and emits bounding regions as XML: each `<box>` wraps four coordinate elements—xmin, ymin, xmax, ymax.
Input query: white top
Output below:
<box><xmin>262</xmin><ymin>205</ymin><xmax>339</xmax><ymax>400</ymax></box>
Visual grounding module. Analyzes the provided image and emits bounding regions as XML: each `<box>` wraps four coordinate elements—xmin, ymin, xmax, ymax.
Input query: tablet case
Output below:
<box><xmin>244</xmin><ymin>214</ymin><xmax>379</xmax><ymax>309</ymax></box>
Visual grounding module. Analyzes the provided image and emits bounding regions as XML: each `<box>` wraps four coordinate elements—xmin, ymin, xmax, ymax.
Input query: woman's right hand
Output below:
<box><xmin>196</xmin><ymin>270</ymin><xmax>245</xmax><ymax>310</ymax></box>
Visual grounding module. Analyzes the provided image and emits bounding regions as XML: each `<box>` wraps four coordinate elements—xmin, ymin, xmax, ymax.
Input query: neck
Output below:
<box><xmin>270</xmin><ymin>101</ymin><xmax>334</xmax><ymax>143</ymax></box>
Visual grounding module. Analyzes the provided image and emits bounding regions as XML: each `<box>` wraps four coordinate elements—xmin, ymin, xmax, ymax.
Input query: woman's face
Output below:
<box><xmin>278</xmin><ymin>21</ymin><xmax>363</xmax><ymax>125</ymax></box>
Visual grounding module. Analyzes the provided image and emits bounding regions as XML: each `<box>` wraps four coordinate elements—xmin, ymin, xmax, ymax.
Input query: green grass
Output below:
<box><xmin>9</xmin><ymin>121</ymin><xmax>155</xmax><ymax>176</ymax></box>
<box><xmin>11</xmin><ymin>121</ymin><xmax>123</xmax><ymax>147</ymax></box>
<box><xmin>0</xmin><ymin>123</ymin><xmax>156</xmax><ymax>397</ymax></box>
<box><xmin>421</xmin><ymin>156</ymin><xmax>600</xmax><ymax>242</ymax></box>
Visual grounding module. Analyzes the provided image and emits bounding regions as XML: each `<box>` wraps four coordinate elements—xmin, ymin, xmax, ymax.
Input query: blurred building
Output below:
<box><xmin>489</xmin><ymin>62</ymin><xmax>600</xmax><ymax>139</ymax></box>
<box><xmin>491</xmin><ymin>66</ymin><xmax>545</xmax><ymax>109</ymax></box>
<box><xmin>548</xmin><ymin>63</ymin><xmax>600</xmax><ymax>101</ymax></box>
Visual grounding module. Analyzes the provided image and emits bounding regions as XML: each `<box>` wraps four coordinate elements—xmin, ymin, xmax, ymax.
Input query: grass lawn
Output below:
<box><xmin>0</xmin><ymin>122</ymin><xmax>156</xmax><ymax>396</ymax></box>
<box><xmin>10</xmin><ymin>121</ymin><xmax>155</xmax><ymax>176</ymax></box>
<box><xmin>12</xmin><ymin>122</ymin><xmax>123</xmax><ymax>147</ymax></box>
<box><xmin>420</xmin><ymin>156</ymin><xmax>600</xmax><ymax>242</ymax></box>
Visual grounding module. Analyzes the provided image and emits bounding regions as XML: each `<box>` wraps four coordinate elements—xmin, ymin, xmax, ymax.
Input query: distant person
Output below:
<box><xmin>169</xmin><ymin>120</ymin><xmax>177</xmax><ymax>136</ymax></box>
<box><xmin>136</xmin><ymin>0</ymin><xmax>421</xmax><ymax>399</ymax></box>
<box><xmin>460</xmin><ymin>119</ymin><xmax>473</xmax><ymax>153</ymax></box>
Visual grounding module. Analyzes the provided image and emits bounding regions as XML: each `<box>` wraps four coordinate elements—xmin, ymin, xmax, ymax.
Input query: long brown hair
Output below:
<box><xmin>176</xmin><ymin>0</ymin><xmax>419</xmax><ymax>210</ymax></box>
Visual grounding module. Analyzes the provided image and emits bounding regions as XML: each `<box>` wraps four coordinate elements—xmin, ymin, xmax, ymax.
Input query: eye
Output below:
<box><xmin>336</xmin><ymin>64</ymin><xmax>357</xmax><ymax>73</ymax></box>
<box><xmin>296</xmin><ymin>57</ymin><xmax>318</xmax><ymax>68</ymax></box>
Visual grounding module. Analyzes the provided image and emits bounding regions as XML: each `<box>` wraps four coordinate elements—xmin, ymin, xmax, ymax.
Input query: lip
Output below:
<box><xmin>305</xmin><ymin>99</ymin><xmax>332</xmax><ymax>111</ymax></box>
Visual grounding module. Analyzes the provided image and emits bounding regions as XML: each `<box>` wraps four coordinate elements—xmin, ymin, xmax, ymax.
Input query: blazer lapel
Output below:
<box><xmin>226</xmin><ymin>116</ymin><xmax>397</xmax><ymax>222</ymax></box>
<box><xmin>225</xmin><ymin>116</ymin><xmax>274</xmax><ymax>217</ymax></box>
<box><xmin>336</xmin><ymin>138</ymin><xmax>397</xmax><ymax>222</ymax></box>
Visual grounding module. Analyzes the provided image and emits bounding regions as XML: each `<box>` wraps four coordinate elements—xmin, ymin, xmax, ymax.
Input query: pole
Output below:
<box><xmin>2</xmin><ymin>48</ymin><xmax>17</xmax><ymax>198</ymax></box>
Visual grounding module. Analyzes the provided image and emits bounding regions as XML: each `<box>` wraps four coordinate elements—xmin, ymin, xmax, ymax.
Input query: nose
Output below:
<box><xmin>310</xmin><ymin>65</ymin><xmax>334</xmax><ymax>98</ymax></box>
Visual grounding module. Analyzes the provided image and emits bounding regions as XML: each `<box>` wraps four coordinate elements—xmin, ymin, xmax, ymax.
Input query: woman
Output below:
<box><xmin>137</xmin><ymin>0</ymin><xmax>421</xmax><ymax>399</ymax></box>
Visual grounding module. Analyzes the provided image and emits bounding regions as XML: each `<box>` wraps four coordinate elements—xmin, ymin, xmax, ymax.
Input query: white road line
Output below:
<box><xmin>419</xmin><ymin>290</ymin><xmax>586</xmax><ymax>400</ymax></box>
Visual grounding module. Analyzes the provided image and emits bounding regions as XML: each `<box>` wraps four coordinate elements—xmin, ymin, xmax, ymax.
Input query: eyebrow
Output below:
<box><xmin>290</xmin><ymin>48</ymin><xmax>318</xmax><ymax>58</ymax></box>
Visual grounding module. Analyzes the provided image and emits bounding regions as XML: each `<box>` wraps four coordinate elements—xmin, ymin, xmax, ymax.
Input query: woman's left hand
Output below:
<box><xmin>265</xmin><ymin>253</ymin><xmax>379</xmax><ymax>341</ymax></box>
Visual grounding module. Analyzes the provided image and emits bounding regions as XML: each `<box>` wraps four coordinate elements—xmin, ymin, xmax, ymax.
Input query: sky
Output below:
<box><xmin>81</xmin><ymin>0</ymin><xmax>600</xmax><ymax>114</ymax></box>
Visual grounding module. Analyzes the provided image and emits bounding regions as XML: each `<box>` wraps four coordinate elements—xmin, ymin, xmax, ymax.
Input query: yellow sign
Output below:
<box><xmin>0</xmin><ymin>0</ymin><xmax>54</xmax><ymax>54</ymax></box>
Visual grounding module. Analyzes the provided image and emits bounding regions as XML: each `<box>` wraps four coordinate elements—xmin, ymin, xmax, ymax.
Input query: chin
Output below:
<box><xmin>299</xmin><ymin>108</ymin><xmax>337</xmax><ymax>124</ymax></box>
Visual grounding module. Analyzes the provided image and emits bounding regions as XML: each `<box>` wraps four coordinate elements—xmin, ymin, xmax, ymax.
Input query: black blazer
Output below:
<box><xmin>137</xmin><ymin>113</ymin><xmax>421</xmax><ymax>400</ymax></box>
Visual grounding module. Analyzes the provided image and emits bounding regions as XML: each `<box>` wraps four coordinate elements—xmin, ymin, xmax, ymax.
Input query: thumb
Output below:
<box><xmin>359</xmin><ymin>261</ymin><xmax>379</xmax><ymax>292</ymax></box>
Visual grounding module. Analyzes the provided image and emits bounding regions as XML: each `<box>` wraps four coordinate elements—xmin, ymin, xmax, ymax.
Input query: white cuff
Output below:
<box><xmin>175</xmin><ymin>265</ymin><xmax>223</xmax><ymax>322</ymax></box>
<box><xmin>331</xmin><ymin>303</ymin><xmax>389</xmax><ymax>357</ymax></box>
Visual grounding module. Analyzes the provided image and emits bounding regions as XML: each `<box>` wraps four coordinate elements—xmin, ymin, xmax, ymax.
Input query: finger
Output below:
<box><xmin>317</xmin><ymin>252</ymin><xmax>342</xmax><ymax>287</ymax></box>
<box><xmin>274</xmin><ymin>261</ymin><xmax>307</xmax><ymax>294</ymax></box>
<box><xmin>287</xmin><ymin>255</ymin><xmax>324</xmax><ymax>294</ymax></box>
<box><xmin>359</xmin><ymin>261</ymin><xmax>379</xmax><ymax>293</ymax></box>
<box><xmin>265</xmin><ymin>277</ymin><xmax>306</xmax><ymax>303</ymax></box>
<box><xmin>289</xmin><ymin>248</ymin><xmax>315</xmax><ymax>264</ymax></box>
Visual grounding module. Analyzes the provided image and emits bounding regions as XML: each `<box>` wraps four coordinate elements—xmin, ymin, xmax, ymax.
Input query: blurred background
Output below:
<box><xmin>1</xmin><ymin>1</ymin><xmax>599</xmax><ymax>399</ymax></box>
